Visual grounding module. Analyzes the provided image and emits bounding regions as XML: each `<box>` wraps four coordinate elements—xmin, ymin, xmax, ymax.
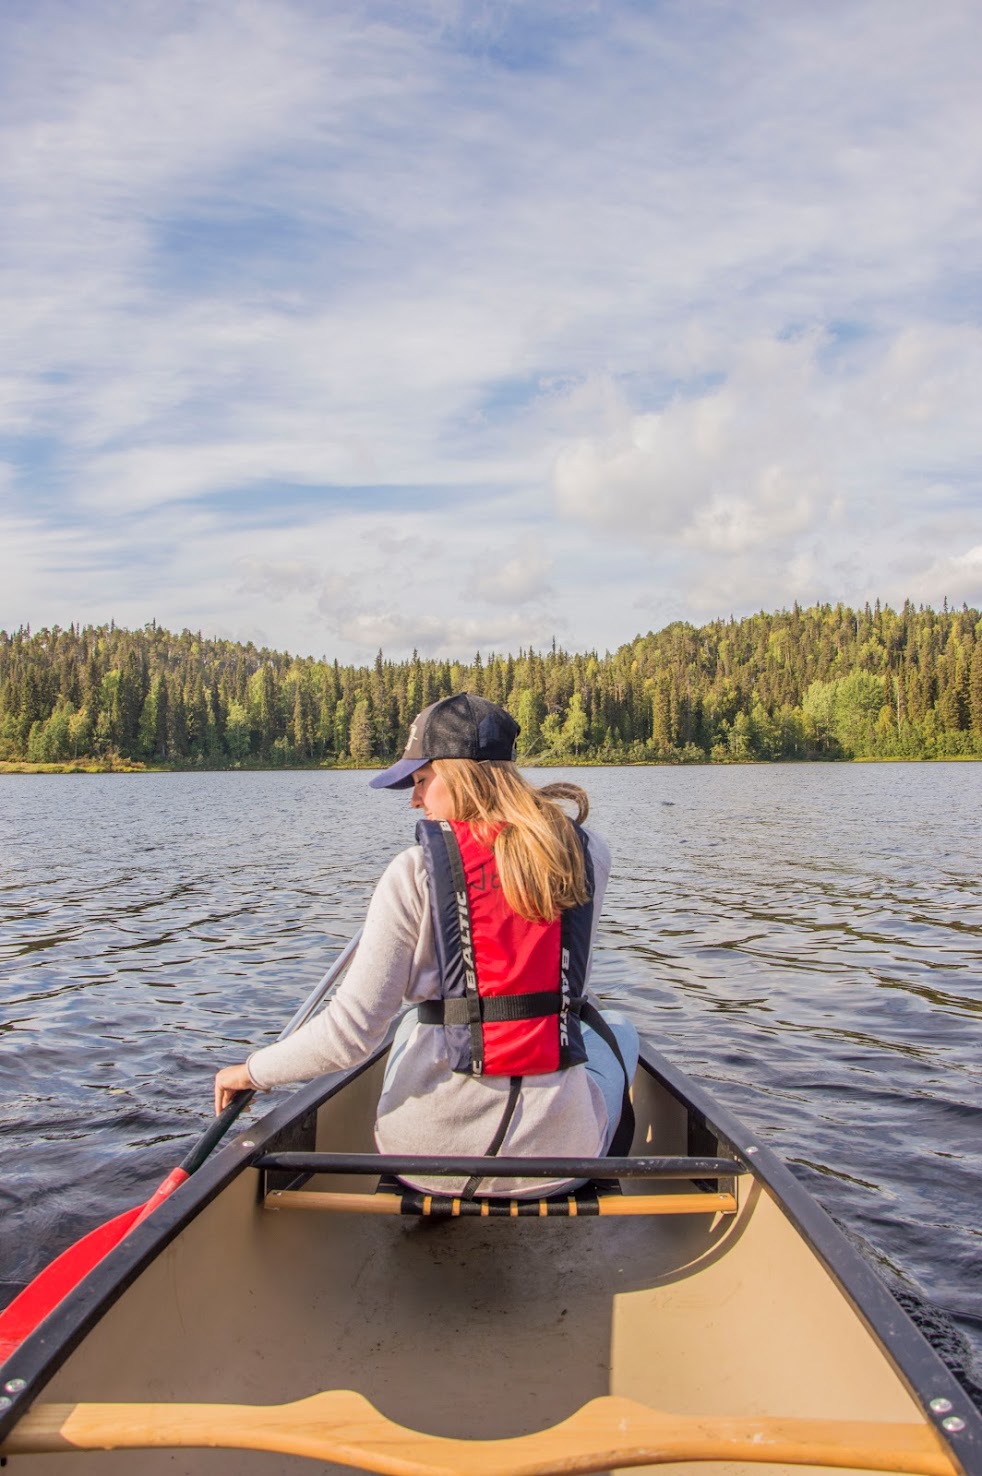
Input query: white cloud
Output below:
<box><xmin>471</xmin><ymin>546</ymin><xmax>552</xmax><ymax>604</ymax></box>
<box><xmin>330</xmin><ymin>608</ymin><xmax>560</xmax><ymax>659</ymax></box>
<box><xmin>236</xmin><ymin>559</ymin><xmax>326</xmax><ymax>601</ymax></box>
<box><xmin>903</xmin><ymin>544</ymin><xmax>982</xmax><ymax>611</ymax></box>
<box><xmin>551</xmin><ymin>319</ymin><xmax>982</xmax><ymax>619</ymax></box>
<box><xmin>2</xmin><ymin>2</ymin><xmax>982</xmax><ymax>658</ymax></box>
<box><xmin>683</xmin><ymin>475</ymin><xmax>815</xmax><ymax>557</ymax></box>
<box><xmin>553</xmin><ymin>335</ymin><xmax>833</xmax><ymax>547</ymax></box>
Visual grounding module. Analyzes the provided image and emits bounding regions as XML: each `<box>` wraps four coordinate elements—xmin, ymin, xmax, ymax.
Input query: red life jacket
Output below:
<box><xmin>415</xmin><ymin>818</ymin><xmax>594</xmax><ymax>1077</ymax></box>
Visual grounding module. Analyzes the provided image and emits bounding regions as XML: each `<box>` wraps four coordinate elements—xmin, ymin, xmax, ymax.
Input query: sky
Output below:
<box><xmin>2</xmin><ymin>0</ymin><xmax>982</xmax><ymax>663</ymax></box>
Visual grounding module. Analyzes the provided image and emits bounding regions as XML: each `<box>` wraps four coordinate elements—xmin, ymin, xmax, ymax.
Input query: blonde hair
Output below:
<box><xmin>431</xmin><ymin>759</ymin><xmax>590</xmax><ymax>923</ymax></box>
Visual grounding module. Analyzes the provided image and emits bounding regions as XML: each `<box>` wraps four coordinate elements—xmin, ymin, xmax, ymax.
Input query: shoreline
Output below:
<box><xmin>3</xmin><ymin>754</ymin><xmax>980</xmax><ymax>775</ymax></box>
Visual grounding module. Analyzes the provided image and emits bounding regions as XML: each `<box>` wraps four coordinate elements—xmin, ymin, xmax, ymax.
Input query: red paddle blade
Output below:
<box><xmin>0</xmin><ymin>1166</ymin><xmax>190</xmax><ymax>1365</ymax></box>
<box><xmin>0</xmin><ymin>1206</ymin><xmax>141</xmax><ymax>1364</ymax></box>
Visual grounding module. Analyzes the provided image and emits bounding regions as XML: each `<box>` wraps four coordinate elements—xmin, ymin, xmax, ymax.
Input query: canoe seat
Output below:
<box><xmin>257</xmin><ymin>1151</ymin><xmax>743</xmax><ymax>1219</ymax></box>
<box><xmin>378</xmin><ymin>1173</ymin><xmax>627</xmax><ymax>1216</ymax></box>
<box><xmin>265</xmin><ymin>1184</ymin><xmax>737</xmax><ymax>1217</ymax></box>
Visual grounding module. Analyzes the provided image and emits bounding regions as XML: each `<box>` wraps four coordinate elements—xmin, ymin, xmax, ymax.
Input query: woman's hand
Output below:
<box><xmin>214</xmin><ymin>1062</ymin><xmax>255</xmax><ymax>1116</ymax></box>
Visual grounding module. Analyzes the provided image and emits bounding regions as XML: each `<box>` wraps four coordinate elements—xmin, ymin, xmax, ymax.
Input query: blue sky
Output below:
<box><xmin>2</xmin><ymin>0</ymin><xmax>981</xmax><ymax>661</ymax></box>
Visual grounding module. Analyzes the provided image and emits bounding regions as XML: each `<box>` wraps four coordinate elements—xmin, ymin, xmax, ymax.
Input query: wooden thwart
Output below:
<box><xmin>2</xmin><ymin>1389</ymin><xmax>958</xmax><ymax>1475</ymax></box>
<box><xmin>264</xmin><ymin>1189</ymin><xmax>738</xmax><ymax>1217</ymax></box>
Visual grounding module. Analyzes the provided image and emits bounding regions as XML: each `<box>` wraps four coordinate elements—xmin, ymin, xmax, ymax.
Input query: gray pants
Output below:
<box><xmin>581</xmin><ymin>1006</ymin><xmax>640</xmax><ymax>1150</ymax></box>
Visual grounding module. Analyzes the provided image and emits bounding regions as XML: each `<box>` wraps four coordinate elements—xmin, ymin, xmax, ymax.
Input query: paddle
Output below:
<box><xmin>2</xmin><ymin>1389</ymin><xmax>959</xmax><ymax>1475</ymax></box>
<box><xmin>0</xmin><ymin>929</ymin><xmax>362</xmax><ymax>1364</ymax></box>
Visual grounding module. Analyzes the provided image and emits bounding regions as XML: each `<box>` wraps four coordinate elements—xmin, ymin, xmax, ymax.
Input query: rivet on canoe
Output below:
<box><xmin>241</xmin><ymin>1141</ymin><xmax>256</xmax><ymax>1149</ymax></box>
<box><xmin>3</xmin><ymin>1379</ymin><xmax>26</xmax><ymax>1394</ymax></box>
<box><xmin>746</xmin><ymin>1147</ymin><xmax>758</xmax><ymax>1155</ymax></box>
<box><xmin>929</xmin><ymin>1398</ymin><xmax>953</xmax><ymax>1414</ymax></box>
<box><xmin>942</xmin><ymin>1417</ymin><xmax>966</xmax><ymax>1434</ymax></box>
<box><xmin>0</xmin><ymin>1396</ymin><xmax>11</xmax><ymax>1411</ymax></box>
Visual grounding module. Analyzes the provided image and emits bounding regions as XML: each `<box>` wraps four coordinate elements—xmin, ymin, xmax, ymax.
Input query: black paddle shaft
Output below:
<box><xmin>180</xmin><ymin>1090</ymin><xmax>254</xmax><ymax>1176</ymax></box>
<box><xmin>180</xmin><ymin>931</ymin><xmax>364</xmax><ymax>1178</ymax></box>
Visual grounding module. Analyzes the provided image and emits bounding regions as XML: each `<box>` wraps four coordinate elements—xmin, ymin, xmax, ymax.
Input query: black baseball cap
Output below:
<box><xmin>368</xmin><ymin>692</ymin><xmax>520</xmax><ymax>789</ymax></box>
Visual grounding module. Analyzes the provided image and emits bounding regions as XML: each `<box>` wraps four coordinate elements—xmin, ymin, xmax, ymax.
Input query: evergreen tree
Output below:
<box><xmin>1</xmin><ymin>603</ymin><xmax>980</xmax><ymax>768</ymax></box>
<box><xmin>348</xmin><ymin>698</ymin><xmax>374</xmax><ymax>762</ymax></box>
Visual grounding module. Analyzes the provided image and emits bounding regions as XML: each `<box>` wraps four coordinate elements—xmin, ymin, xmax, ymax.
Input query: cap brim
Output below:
<box><xmin>367</xmin><ymin>757</ymin><xmax>430</xmax><ymax>790</ymax></box>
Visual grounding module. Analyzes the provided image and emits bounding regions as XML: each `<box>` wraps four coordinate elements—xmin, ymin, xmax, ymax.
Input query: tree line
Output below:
<box><xmin>2</xmin><ymin>600</ymin><xmax>981</xmax><ymax>768</ymax></box>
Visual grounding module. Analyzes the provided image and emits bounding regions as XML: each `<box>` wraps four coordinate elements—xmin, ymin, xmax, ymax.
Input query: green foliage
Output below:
<box><xmin>512</xmin><ymin>687</ymin><xmax>544</xmax><ymax>756</ymax></box>
<box><xmin>561</xmin><ymin>692</ymin><xmax>589</xmax><ymax>754</ymax></box>
<box><xmin>224</xmin><ymin>701</ymin><xmax>251</xmax><ymax>762</ymax></box>
<box><xmin>832</xmin><ymin>670</ymin><xmax>885</xmax><ymax>756</ymax></box>
<box><xmin>0</xmin><ymin>604</ymin><xmax>980</xmax><ymax>769</ymax></box>
<box><xmin>348</xmin><ymin>698</ymin><xmax>375</xmax><ymax>762</ymax></box>
<box><xmin>802</xmin><ymin>679</ymin><xmax>839</xmax><ymax>754</ymax></box>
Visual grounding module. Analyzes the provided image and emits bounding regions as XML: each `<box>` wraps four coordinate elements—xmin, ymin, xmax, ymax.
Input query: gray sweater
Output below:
<box><xmin>248</xmin><ymin>830</ymin><xmax>612</xmax><ymax>1196</ymax></box>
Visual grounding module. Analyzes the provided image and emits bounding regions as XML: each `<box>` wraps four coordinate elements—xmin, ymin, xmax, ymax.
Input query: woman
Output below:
<box><xmin>214</xmin><ymin>692</ymin><xmax>638</xmax><ymax>1197</ymax></box>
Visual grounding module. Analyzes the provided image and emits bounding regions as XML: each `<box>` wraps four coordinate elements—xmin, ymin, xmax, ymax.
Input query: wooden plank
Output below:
<box><xmin>600</xmin><ymin>1192</ymin><xmax>736</xmax><ymax>1216</ymax></box>
<box><xmin>264</xmin><ymin>1190</ymin><xmax>737</xmax><ymax>1217</ymax></box>
<box><xmin>266</xmin><ymin>1191</ymin><xmax>404</xmax><ymax>1215</ymax></box>
<box><xmin>2</xmin><ymin>1390</ymin><xmax>957</xmax><ymax>1475</ymax></box>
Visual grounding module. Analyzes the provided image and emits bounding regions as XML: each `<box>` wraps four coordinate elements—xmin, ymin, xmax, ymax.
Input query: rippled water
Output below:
<box><xmin>1</xmin><ymin>765</ymin><xmax>980</xmax><ymax>1394</ymax></box>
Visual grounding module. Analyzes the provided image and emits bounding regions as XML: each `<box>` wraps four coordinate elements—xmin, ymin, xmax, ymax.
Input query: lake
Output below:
<box><xmin>1</xmin><ymin>763</ymin><xmax>980</xmax><ymax>1398</ymax></box>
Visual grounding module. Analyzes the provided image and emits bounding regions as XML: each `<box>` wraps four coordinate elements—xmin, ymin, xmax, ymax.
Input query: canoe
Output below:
<box><xmin>1</xmin><ymin>1031</ymin><xmax>979</xmax><ymax>1475</ymax></box>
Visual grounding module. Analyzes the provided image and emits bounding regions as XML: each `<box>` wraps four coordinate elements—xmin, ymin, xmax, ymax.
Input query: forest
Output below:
<box><xmin>1</xmin><ymin>601</ymin><xmax>981</xmax><ymax>768</ymax></box>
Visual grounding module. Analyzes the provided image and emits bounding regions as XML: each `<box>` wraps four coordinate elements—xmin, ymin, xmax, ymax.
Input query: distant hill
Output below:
<box><xmin>2</xmin><ymin>601</ymin><xmax>980</xmax><ymax>767</ymax></box>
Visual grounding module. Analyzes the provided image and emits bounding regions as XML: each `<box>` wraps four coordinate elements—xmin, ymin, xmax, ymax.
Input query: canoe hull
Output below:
<box><xmin>1</xmin><ymin>1036</ymin><xmax>978</xmax><ymax>1475</ymax></box>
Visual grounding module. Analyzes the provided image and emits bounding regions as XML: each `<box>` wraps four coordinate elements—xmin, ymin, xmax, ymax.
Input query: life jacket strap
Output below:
<box><xmin>460</xmin><ymin>1075</ymin><xmax>523</xmax><ymax>1200</ymax></box>
<box><xmin>417</xmin><ymin>994</ymin><xmax>584</xmax><ymax>1026</ymax></box>
<box><xmin>438</xmin><ymin>819</ymin><xmax>486</xmax><ymax>1075</ymax></box>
